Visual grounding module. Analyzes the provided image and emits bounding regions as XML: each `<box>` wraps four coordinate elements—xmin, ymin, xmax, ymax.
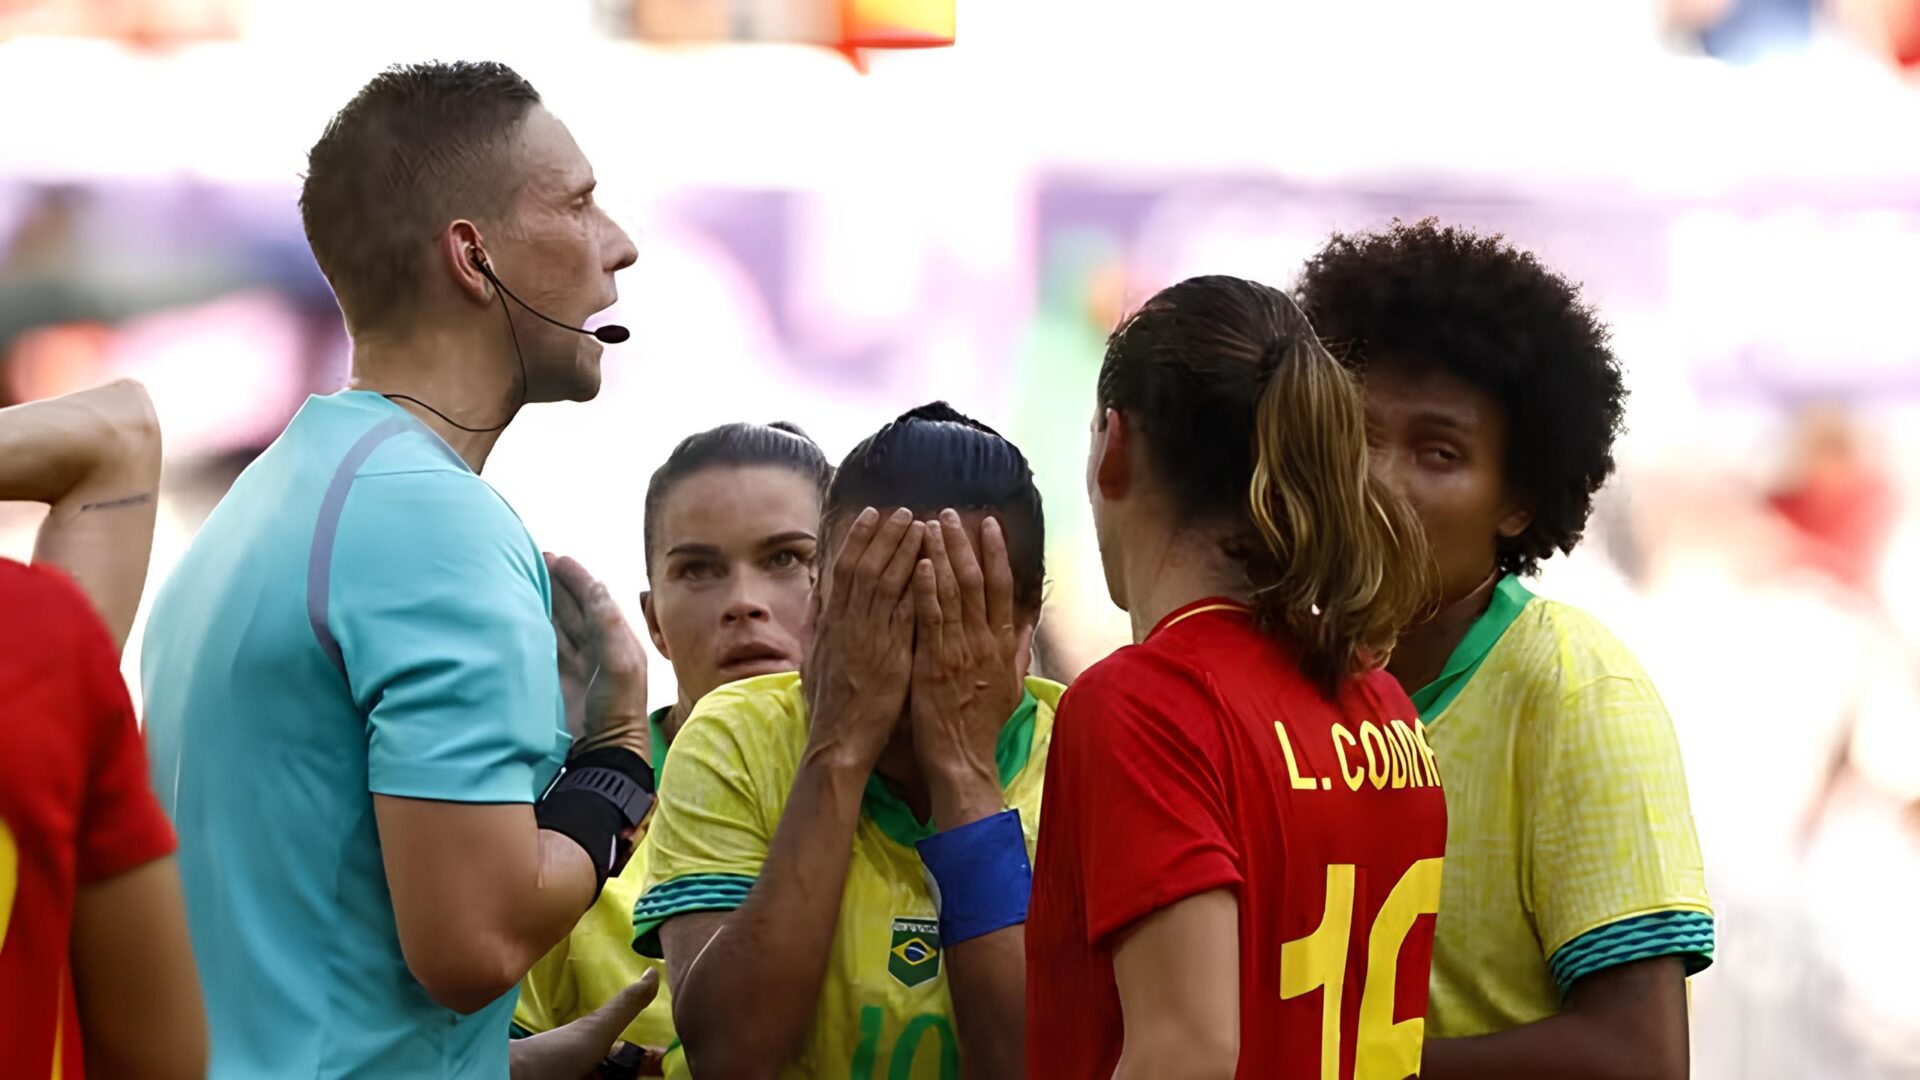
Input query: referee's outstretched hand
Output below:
<box><xmin>803</xmin><ymin>507</ymin><xmax>924</xmax><ymax>768</ymax></box>
<box><xmin>547</xmin><ymin>552</ymin><xmax>650</xmax><ymax>761</ymax></box>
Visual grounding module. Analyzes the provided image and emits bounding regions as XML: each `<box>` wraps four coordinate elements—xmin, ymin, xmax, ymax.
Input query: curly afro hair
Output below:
<box><xmin>1294</xmin><ymin>218</ymin><xmax>1625</xmax><ymax>577</ymax></box>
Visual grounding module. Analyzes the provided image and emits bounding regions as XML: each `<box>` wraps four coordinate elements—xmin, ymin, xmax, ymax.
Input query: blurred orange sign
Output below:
<box><xmin>627</xmin><ymin>0</ymin><xmax>952</xmax><ymax>65</ymax></box>
<box><xmin>0</xmin><ymin>0</ymin><xmax>245</xmax><ymax>44</ymax></box>
<box><xmin>842</xmin><ymin>0</ymin><xmax>954</xmax><ymax>49</ymax></box>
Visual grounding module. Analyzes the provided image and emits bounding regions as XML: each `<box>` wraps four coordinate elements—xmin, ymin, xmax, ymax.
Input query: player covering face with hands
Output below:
<box><xmin>514</xmin><ymin>420</ymin><xmax>833</xmax><ymax>1078</ymax></box>
<box><xmin>633</xmin><ymin>402</ymin><xmax>1056</xmax><ymax>1080</ymax></box>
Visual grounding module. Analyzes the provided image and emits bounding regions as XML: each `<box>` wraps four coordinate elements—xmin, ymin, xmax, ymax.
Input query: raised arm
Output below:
<box><xmin>907</xmin><ymin>513</ymin><xmax>1035</xmax><ymax>1080</ymax></box>
<box><xmin>325</xmin><ymin>467</ymin><xmax>650</xmax><ymax>1014</ymax></box>
<box><xmin>61</xmin><ymin>569</ymin><xmax>207</xmax><ymax>1079</ymax></box>
<box><xmin>378</xmin><ymin>554</ymin><xmax>652</xmax><ymax>1014</ymax></box>
<box><xmin>0</xmin><ymin>379</ymin><xmax>161</xmax><ymax>649</ymax></box>
<box><xmin>656</xmin><ymin>747</ymin><xmax>874</xmax><ymax>1078</ymax></box>
<box><xmin>656</xmin><ymin>508</ymin><xmax>922</xmax><ymax>1078</ymax></box>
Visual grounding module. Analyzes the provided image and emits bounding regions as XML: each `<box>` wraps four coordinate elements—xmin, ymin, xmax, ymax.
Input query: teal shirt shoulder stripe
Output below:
<box><xmin>141</xmin><ymin>391</ymin><xmax>558</xmax><ymax>1078</ymax></box>
<box><xmin>1547</xmin><ymin>910</ymin><xmax>1715</xmax><ymax>994</ymax></box>
<box><xmin>632</xmin><ymin>872</ymin><xmax>756</xmax><ymax>958</ymax></box>
<box><xmin>1410</xmin><ymin>574</ymin><xmax>1535</xmax><ymax>723</ymax></box>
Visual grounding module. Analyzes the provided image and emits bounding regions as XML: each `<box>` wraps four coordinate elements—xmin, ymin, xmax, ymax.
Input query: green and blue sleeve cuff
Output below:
<box><xmin>1549</xmin><ymin>909</ymin><xmax>1715</xmax><ymax>996</ymax></box>
<box><xmin>631</xmin><ymin>873</ymin><xmax>756</xmax><ymax>959</ymax></box>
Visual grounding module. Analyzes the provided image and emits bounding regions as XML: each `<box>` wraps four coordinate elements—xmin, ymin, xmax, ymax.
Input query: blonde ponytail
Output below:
<box><xmin>1246</xmin><ymin>335</ymin><xmax>1434</xmax><ymax>694</ymax></box>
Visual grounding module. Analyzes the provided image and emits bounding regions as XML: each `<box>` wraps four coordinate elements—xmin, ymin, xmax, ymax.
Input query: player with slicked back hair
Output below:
<box><xmin>1027</xmin><ymin>275</ymin><xmax>1447</xmax><ymax>1080</ymax></box>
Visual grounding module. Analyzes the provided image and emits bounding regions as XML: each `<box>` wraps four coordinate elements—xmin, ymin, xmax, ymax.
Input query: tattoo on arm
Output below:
<box><xmin>79</xmin><ymin>493</ymin><xmax>155</xmax><ymax>513</ymax></box>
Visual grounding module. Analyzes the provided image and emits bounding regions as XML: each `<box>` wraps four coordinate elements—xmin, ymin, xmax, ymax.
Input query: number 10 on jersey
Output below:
<box><xmin>1280</xmin><ymin>858</ymin><xmax>1444</xmax><ymax>1080</ymax></box>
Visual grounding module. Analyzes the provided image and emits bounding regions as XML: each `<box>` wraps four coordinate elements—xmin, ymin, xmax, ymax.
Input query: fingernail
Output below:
<box><xmin>890</xmin><ymin>507</ymin><xmax>912</xmax><ymax>523</ymax></box>
<box><xmin>941</xmin><ymin>508</ymin><xmax>961</xmax><ymax>525</ymax></box>
<box><xmin>858</xmin><ymin>507</ymin><xmax>878</xmax><ymax>524</ymax></box>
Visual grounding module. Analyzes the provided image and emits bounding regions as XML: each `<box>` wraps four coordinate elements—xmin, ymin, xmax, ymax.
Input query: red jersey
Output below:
<box><xmin>0</xmin><ymin>560</ymin><xmax>176</xmax><ymax>1080</ymax></box>
<box><xmin>1028</xmin><ymin>599</ymin><xmax>1448</xmax><ymax>1079</ymax></box>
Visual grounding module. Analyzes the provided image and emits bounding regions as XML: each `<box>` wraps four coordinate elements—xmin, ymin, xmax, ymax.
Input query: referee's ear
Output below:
<box><xmin>640</xmin><ymin>590</ymin><xmax>671</xmax><ymax>660</ymax></box>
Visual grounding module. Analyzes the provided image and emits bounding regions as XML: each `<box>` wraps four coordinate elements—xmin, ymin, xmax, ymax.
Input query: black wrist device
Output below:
<box><xmin>535</xmin><ymin>746</ymin><xmax>654</xmax><ymax>898</ymax></box>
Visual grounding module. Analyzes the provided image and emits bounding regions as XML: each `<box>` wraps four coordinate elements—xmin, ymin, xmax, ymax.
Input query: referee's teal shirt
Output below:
<box><xmin>143</xmin><ymin>391</ymin><xmax>568</xmax><ymax>1079</ymax></box>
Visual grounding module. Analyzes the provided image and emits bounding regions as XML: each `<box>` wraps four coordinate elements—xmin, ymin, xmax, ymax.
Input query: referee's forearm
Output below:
<box><xmin>674</xmin><ymin>753</ymin><xmax>866</xmax><ymax>1076</ymax></box>
<box><xmin>522</xmin><ymin>829</ymin><xmax>601</xmax><ymax>942</ymax></box>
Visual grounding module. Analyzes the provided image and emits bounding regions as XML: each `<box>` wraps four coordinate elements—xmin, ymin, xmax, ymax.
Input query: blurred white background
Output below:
<box><xmin>5</xmin><ymin>0</ymin><xmax>1920</xmax><ymax>1073</ymax></box>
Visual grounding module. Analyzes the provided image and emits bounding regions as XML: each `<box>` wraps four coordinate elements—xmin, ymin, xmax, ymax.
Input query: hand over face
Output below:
<box><xmin>908</xmin><ymin>510</ymin><xmax>1028</xmax><ymax>825</ymax></box>
<box><xmin>802</xmin><ymin>508</ymin><xmax>925</xmax><ymax>768</ymax></box>
<box><xmin>547</xmin><ymin>552</ymin><xmax>650</xmax><ymax>759</ymax></box>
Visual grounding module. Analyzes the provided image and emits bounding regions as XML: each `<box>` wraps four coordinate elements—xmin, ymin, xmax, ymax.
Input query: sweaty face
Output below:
<box><xmin>644</xmin><ymin>465</ymin><xmax>819</xmax><ymax>704</ymax></box>
<box><xmin>1360</xmin><ymin>360</ymin><xmax>1531</xmax><ymax>608</ymax></box>
<box><xmin>487</xmin><ymin>106</ymin><xmax>637</xmax><ymax>403</ymax></box>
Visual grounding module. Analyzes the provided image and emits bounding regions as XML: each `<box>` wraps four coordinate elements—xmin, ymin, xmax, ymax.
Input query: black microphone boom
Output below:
<box><xmin>474</xmin><ymin>259</ymin><xmax>629</xmax><ymax>344</ymax></box>
<box><xmin>381</xmin><ymin>255</ymin><xmax>630</xmax><ymax>434</ymax></box>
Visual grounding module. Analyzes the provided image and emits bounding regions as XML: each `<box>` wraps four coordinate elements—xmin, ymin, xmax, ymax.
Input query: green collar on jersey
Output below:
<box><xmin>1409</xmin><ymin>573</ymin><xmax>1535</xmax><ymax>724</ymax></box>
<box><xmin>648</xmin><ymin>706</ymin><xmax>671</xmax><ymax>778</ymax></box>
<box><xmin>862</xmin><ymin>690</ymin><xmax>1040</xmax><ymax>848</ymax></box>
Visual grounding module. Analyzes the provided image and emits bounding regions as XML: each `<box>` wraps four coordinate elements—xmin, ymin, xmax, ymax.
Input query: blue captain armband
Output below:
<box><xmin>916</xmin><ymin>809</ymin><xmax>1031</xmax><ymax>945</ymax></box>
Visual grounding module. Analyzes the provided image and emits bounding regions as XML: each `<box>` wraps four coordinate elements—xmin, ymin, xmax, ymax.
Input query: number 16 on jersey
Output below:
<box><xmin>1280</xmin><ymin>858</ymin><xmax>1444</xmax><ymax>1080</ymax></box>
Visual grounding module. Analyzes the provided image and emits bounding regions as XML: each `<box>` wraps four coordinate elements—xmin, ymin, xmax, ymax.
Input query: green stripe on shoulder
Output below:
<box><xmin>1411</xmin><ymin>574</ymin><xmax>1535</xmax><ymax>723</ymax></box>
<box><xmin>863</xmin><ymin>687</ymin><xmax>1051</xmax><ymax>848</ymax></box>
<box><xmin>1548</xmin><ymin>909</ymin><xmax>1715</xmax><ymax>995</ymax></box>
<box><xmin>631</xmin><ymin>872</ymin><xmax>756</xmax><ymax>959</ymax></box>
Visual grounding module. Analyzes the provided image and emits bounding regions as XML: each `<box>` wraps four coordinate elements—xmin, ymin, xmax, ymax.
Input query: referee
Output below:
<box><xmin>141</xmin><ymin>61</ymin><xmax>650</xmax><ymax>1079</ymax></box>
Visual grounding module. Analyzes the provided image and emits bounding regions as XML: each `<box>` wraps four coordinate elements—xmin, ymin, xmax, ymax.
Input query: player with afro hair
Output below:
<box><xmin>1297</xmin><ymin>219</ymin><xmax>1712</xmax><ymax>1080</ymax></box>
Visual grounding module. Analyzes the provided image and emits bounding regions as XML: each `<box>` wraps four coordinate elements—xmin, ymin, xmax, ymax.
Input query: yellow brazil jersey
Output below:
<box><xmin>514</xmin><ymin>710</ymin><xmax>676</xmax><ymax>1050</ymax></box>
<box><xmin>1419</xmin><ymin>575</ymin><xmax>1714</xmax><ymax>1037</ymax></box>
<box><xmin>631</xmin><ymin>671</ymin><xmax>1061</xmax><ymax>1080</ymax></box>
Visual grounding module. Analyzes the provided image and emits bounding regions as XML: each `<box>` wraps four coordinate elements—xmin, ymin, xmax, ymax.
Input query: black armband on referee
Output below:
<box><xmin>535</xmin><ymin>747</ymin><xmax>654</xmax><ymax>900</ymax></box>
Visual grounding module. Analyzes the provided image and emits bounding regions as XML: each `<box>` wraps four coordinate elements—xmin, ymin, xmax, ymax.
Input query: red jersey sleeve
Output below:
<box><xmin>1056</xmin><ymin>655</ymin><xmax>1242</xmax><ymax>945</ymax></box>
<box><xmin>63</xmin><ymin>578</ymin><xmax>175</xmax><ymax>884</ymax></box>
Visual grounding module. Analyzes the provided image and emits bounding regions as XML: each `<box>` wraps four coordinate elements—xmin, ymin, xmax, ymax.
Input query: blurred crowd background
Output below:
<box><xmin>5</xmin><ymin>0</ymin><xmax>1920</xmax><ymax>1075</ymax></box>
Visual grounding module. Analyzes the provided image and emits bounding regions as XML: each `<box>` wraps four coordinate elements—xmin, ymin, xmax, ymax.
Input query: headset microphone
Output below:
<box><xmin>470</xmin><ymin>252</ymin><xmax>630</xmax><ymax>343</ymax></box>
<box><xmin>379</xmin><ymin>250</ymin><xmax>628</xmax><ymax>434</ymax></box>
